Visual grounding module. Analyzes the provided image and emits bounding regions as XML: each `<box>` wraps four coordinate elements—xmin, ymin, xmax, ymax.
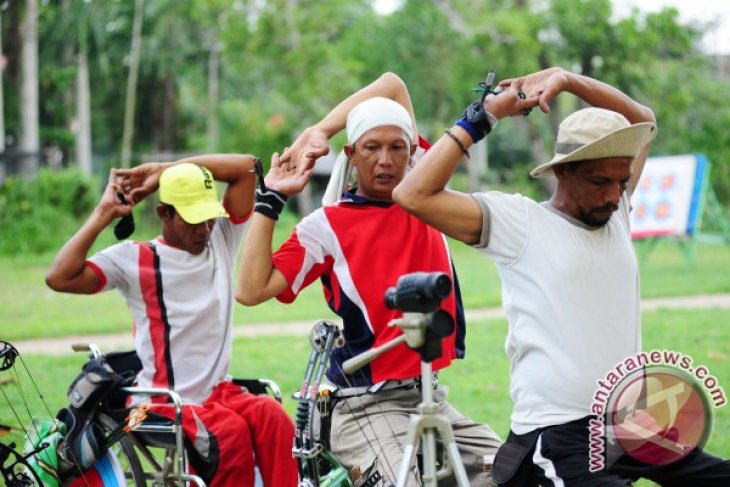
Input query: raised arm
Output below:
<box><xmin>116</xmin><ymin>154</ymin><xmax>257</xmax><ymax>220</ymax></box>
<box><xmin>280</xmin><ymin>72</ymin><xmax>417</xmax><ymax>168</ymax></box>
<box><xmin>173</xmin><ymin>153</ymin><xmax>257</xmax><ymax>219</ymax></box>
<box><xmin>505</xmin><ymin>68</ymin><xmax>656</xmax><ymax>192</ymax></box>
<box><xmin>393</xmin><ymin>78</ymin><xmax>536</xmax><ymax>244</ymax></box>
<box><xmin>46</xmin><ymin>154</ymin><xmax>257</xmax><ymax>294</ymax></box>
<box><xmin>45</xmin><ymin>170</ymin><xmax>133</xmax><ymax>294</ymax></box>
<box><xmin>236</xmin><ymin>152</ymin><xmax>306</xmax><ymax>306</ymax></box>
<box><xmin>237</xmin><ymin>72</ymin><xmax>417</xmax><ymax>305</ymax></box>
<box><xmin>560</xmin><ymin>72</ymin><xmax>655</xmax><ymax>192</ymax></box>
<box><xmin>395</xmin><ymin>67</ymin><xmax>656</xmax><ymax>244</ymax></box>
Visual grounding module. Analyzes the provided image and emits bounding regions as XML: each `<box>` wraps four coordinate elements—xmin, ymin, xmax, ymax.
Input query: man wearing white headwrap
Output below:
<box><xmin>237</xmin><ymin>73</ymin><xmax>501</xmax><ymax>486</ymax></box>
<box><xmin>322</xmin><ymin>95</ymin><xmax>421</xmax><ymax>205</ymax></box>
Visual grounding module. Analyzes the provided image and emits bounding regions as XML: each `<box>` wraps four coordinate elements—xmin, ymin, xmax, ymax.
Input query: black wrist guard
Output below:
<box><xmin>459</xmin><ymin>100</ymin><xmax>493</xmax><ymax>143</ymax></box>
<box><xmin>254</xmin><ymin>187</ymin><xmax>288</xmax><ymax>221</ymax></box>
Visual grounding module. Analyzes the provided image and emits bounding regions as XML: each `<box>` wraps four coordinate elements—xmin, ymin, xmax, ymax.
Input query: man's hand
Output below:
<box><xmin>97</xmin><ymin>169</ymin><xmax>135</xmax><ymax>223</ymax></box>
<box><xmin>279</xmin><ymin>127</ymin><xmax>329</xmax><ymax>173</ymax></box>
<box><xmin>483</xmin><ymin>77</ymin><xmax>540</xmax><ymax>120</ymax></box>
<box><xmin>114</xmin><ymin>162</ymin><xmax>166</xmax><ymax>204</ymax></box>
<box><xmin>496</xmin><ymin>67</ymin><xmax>569</xmax><ymax>114</ymax></box>
<box><xmin>263</xmin><ymin>152</ymin><xmax>314</xmax><ymax>197</ymax></box>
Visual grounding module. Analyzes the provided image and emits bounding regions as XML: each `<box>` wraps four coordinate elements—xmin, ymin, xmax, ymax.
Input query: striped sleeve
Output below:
<box><xmin>272</xmin><ymin>211</ymin><xmax>333</xmax><ymax>303</ymax></box>
<box><xmin>88</xmin><ymin>242</ymin><xmax>135</xmax><ymax>292</ymax></box>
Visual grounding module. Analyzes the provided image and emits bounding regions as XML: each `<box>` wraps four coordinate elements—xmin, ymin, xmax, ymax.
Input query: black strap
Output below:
<box><xmin>493</xmin><ymin>429</ymin><xmax>542</xmax><ymax>486</ymax></box>
<box><xmin>114</xmin><ymin>192</ymin><xmax>135</xmax><ymax>240</ymax></box>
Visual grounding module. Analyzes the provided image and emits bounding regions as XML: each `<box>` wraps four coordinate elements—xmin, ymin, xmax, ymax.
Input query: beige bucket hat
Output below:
<box><xmin>530</xmin><ymin>107</ymin><xmax>657</xmax><ymax>178</ymax></box>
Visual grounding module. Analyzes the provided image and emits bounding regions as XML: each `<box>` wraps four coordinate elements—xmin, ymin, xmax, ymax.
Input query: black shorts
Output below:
<box><xmin>494</xmin><ymin>416</ymin><xmax>730</xmax><ymax>486</ymax></box>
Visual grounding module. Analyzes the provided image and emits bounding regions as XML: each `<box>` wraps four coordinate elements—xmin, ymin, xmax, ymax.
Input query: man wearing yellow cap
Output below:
<box><xmin>394</xmin><ymin>67</ymin><xmax>730</xmax><ymax>485</ymax></box>
<box><xmin>46</xmin><ymin>155</ymin><xmax>298</xmax><ymax>487</ymax></box>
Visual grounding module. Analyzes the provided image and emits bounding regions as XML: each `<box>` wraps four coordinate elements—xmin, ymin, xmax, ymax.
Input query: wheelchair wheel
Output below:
<box><xmin>62</xmin><ymin>413</ymin><xmax>146</xmax><ymax>487</ymax></box>
<box><xmin>97</xmin><ymin>413</ymin><xmax>146</xmax><ymax>487</ymax></box>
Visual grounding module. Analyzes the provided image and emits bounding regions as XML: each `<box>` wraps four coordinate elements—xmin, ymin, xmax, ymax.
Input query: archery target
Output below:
<box><xmin>630</xmin><ymin>155</ymin><xmax>700</xmax><ymax>239</ymax></box>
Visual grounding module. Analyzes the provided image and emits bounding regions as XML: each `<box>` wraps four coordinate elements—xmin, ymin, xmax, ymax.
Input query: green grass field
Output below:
<box><xmin>1</xmin><ymin>218</ymin><xmax>729</xmax><ymax>485</ymax></box>
<box><xmin>2</xmin><ymin>235</ymin><xmax>729</xmax><ymax>341</ymax></box>
<box><xmin>2</xmin><ymin>308</ymin><xmax>729</xmax><ymax>487</ymax></box>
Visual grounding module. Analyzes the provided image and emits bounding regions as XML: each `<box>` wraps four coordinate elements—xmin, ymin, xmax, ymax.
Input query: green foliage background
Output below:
<box><xmin>2</xmin><ymin>0</ymin><xmax>729</xmax><ymax>205</ymax></box>
<box><xmin>0</xmin><ymin>169</ymin><xmax>98</xmax><ymax>254</ymax></box>
<box><xmin>1</xmin><ymin>5</ymin><xmax>729</xmax><ymax>486</ymax></box>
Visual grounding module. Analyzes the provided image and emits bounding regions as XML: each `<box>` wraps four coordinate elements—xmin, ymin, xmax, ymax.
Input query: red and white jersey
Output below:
<box><xmin>87</xmin><ymin>214</ymin><xmax>250</xmax><ymax>405</ymax></box>
<box><xmin>272</xmin><ymin>193</ymin><xmax>466</xmax><ymax>387</ymax></box>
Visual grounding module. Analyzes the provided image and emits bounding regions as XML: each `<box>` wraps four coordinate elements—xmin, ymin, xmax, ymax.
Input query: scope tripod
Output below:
<box><xmin>342</xmin><ymin>312</ymin><xmax>469</xmax><ymax>487</ymax></box>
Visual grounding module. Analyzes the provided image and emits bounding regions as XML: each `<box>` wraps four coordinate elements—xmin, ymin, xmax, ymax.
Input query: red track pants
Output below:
<box><xmin>153</xmin><ymin>381</ymin><xmax>298</xmax><ymax>487</ymax></box>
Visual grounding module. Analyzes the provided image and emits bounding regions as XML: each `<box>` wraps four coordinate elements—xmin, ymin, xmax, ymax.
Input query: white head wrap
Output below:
<box><xmin>322</xmin><ymin>97</ymin><xmax>415</xmax><ymax>206</ymax></box>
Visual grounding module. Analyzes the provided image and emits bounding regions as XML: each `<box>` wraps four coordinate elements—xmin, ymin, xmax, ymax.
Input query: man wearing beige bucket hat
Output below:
<box><xmin>394</xmin><ymin>67</ymin><xmax>730</xmax><ymax>485</ymax></box>
<box><xmin>46</xmin><ymin>155</ymin><xmax>298</xmax><ymax>486</ymax></box>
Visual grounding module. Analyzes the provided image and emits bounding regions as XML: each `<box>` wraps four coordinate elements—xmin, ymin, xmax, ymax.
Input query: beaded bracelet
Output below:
<box><xmin>444</xmin><ymin>128</ymin><xmax>470</xmax><ymax>159</ymax></box>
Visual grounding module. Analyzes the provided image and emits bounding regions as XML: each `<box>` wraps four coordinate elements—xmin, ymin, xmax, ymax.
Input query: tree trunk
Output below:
<box><xmin>76</xmin><ymin>50</ymin><xmax>93</xmax><ymax>174</ymax></box>
<box><xmin>161</xmin><ymin>72</ymin><xmax>177</xmax><ymax>150</ymax></box>
<box><xmin>19</xmin><ymin>0</ymin><xmax>39</xmax><ymax>176</ymax></box>
<box><xmin>0</xmin><ymin>11</ymin><xmax>5</xmax><ymax>184</ymax></box>
<box><xmin>206</xmin><ymin>41</ymin><xmax>220</xmax><ymax>152</ymax></box>
<box><xmin>62</xmin><ymin>0</ymin><xmax>75</xmax><ymax>168</ymax></box>
<box><xmin>120</xmin><ymin>0</ymin><xmax>144</xmax><ymax>168</ymax></box>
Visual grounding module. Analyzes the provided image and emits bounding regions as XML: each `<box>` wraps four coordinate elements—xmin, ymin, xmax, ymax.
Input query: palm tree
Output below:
<box><xmin>19</xmin><ymin>0</ymin><xmax>39</xmax><ymax>175</ymax></box>
<box><xmin>0</xmin><ymin>10</ymin><xmax>5</xmax><ymax>184</ymax></box>
<box><xmin>120</xmin><ymin>0</ymin><xmax>144</xmax><ymax>168</ymax></box>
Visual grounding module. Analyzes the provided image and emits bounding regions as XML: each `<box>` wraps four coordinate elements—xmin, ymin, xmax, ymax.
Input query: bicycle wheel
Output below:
<box><xmin>62</xmin><ymin>413</ymin><xmax>146</xmax><ymax>487</ymax></box>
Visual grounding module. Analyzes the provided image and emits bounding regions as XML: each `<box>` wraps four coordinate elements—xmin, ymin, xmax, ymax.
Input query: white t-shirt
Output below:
<box><xmin>471</xmin><ymin>191</ymin><xmax>641</xmax><ymax>434</ymax></box>
<box><xmin>88</xmin><ymin>217</ymin><xmax>249</xmax><ymax>405</ymax></box>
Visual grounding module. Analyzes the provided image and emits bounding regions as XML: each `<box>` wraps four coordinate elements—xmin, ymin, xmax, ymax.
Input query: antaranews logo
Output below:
<box><xmin>588</xmin><ymin>350</ymin><xmax>727</xmax><ymax>472</ymax></box>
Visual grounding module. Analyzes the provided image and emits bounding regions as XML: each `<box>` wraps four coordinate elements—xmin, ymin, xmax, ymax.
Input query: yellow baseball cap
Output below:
<box><xmin>159</xmin><ymin>163</ymin><xmax>229</xmax><ymax>224</ymax></box>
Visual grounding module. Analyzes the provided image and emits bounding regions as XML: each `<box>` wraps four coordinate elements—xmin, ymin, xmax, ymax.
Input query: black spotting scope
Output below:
<box><xmin>384</xmin><ymin>272</ymin><xmax>452</xmax><ymax>314</ymax></box>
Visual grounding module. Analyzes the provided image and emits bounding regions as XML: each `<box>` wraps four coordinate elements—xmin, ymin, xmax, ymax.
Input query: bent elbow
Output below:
<box><xmin>380</xmin><ymin>71</ymin><xmax>405</xmax><ymax>90</ymax></box>
<box><xmin>235</xmin><ymin>289</ymin><xmax>264</xmax><ymax>307</ymax></box>
<box><xmin>647</xmin><ymin>109</ymin><xmax>657</xmax><ymax>125</ymax></box>
<box><xmin>45</xmin><ymin>275</ymin><xmax>57</xmax><ymax>291</ymax></box>
<box><xmin>45</xmin><ymin>272</ymin><xmax>63</xmax><ymax>292</ymax></box>
<box><xmin>639</xmin><ymin>105</ymin><xmax>657</xmax><ymax>125</ymax></box>
<box><xmin>393</xmin><ymin>184</ymin><xmax>422</xmax><ymax>215</ymax></box>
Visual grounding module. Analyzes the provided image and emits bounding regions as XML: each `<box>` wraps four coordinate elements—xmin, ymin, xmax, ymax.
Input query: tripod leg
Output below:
<box><xmin>397</xmin><ymin>419</ymin><xmax>470</xmax><ymax>487</ymax></box>
<box><xmin>396</xmin><ymin>443</ymin><xmax>420</xmax><ymax>487</ymax></box>
<box><xmin>443</xmin><ymin>441</ymin><xmax>470</xmax><ymax>487</ymax></box>
<box><xmin>421</xmin><ymin>430</ymin><xmax>438</xmax><ymax>486</ymax></box>
<box><xmin>431</xmin><ymin>418</ymin><xmax>470</xmax><ymax>487</ymax></box>
<box><xmin>396</xmin><ymin>417</ymin><xmax>423</xmax><ymax>487</ymax></box>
